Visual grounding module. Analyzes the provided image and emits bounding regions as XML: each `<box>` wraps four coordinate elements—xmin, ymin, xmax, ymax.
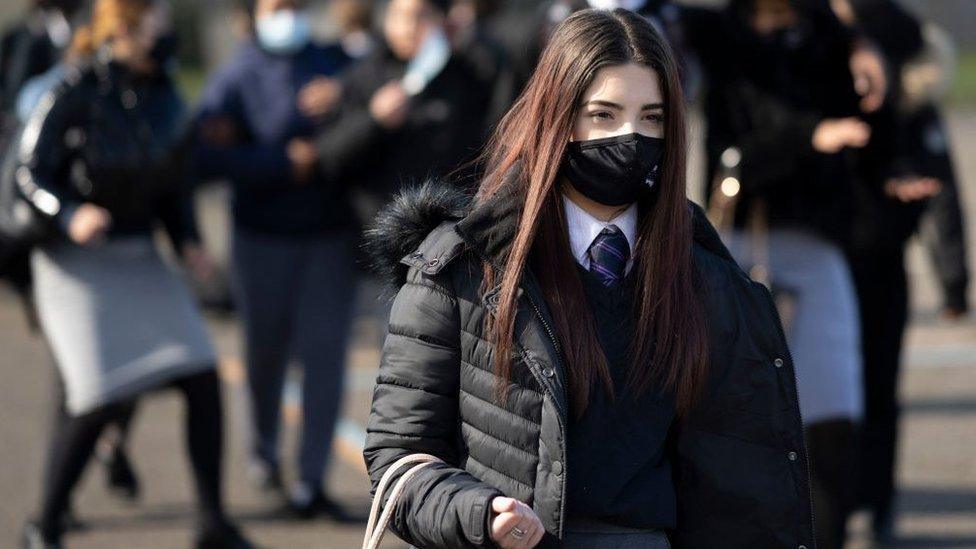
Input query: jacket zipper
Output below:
<box><xmin>451</xmin><ymin>225</ymin><xmax>570</xmax><ymax>539</ymax></box>
<box><xmin>758</xmin><ymin>282</ymin><xmax>817</xmax><ymax>547</ymax></box>
<box><xmin>521</xmin><ymin>287</ymin><xmax>570</xmax><ymax>541</ymax></box>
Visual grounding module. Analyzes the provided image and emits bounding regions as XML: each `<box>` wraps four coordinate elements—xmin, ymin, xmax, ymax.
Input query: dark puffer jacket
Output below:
<box><xmin>362</xmin><ymin>180</ymin><xmax>816</xmax><ymax>549</ymax></box>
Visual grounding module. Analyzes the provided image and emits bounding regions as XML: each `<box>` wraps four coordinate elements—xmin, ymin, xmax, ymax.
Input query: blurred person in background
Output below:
<box><xmin>829</xmin><ymin>0</ymin><xmax>971</xmax><ymax>541</ymax></box>
<box><xmin>519</xmin><ymin>0</ymin><xmax>704</xmax><ymax>99</ymax></box>
<box><xmin>0</xmin><ymin>0</ymin><xmax>84</xmax><ymax>134</ymax></box>
<box><xmin>307</xmin><ymin>0</ymin><xmax>503</xmax><ymax>205</ymax></box>
<box><xmin>0</xmin><ymin>0</ymin><xmax>86</xmax><ymax>340</ymax></box>
<box><xmin>517</xmin><ymin>0</ymin><xmax>888</xmax><ymax>109</ymax></box>
<box><xmin>697</xmin><ymin>1</ymin><xmax>882</xmax><ymax>547</ymax></box>
<box><xmin>330</xmin><ymin>0</ymin><xmax>376</xmax><ymax>60</ymax></box>
<box><xmin>7</xmin><ymin>0</ymin><xmax>186</xmax><ymax>524</ymax></box>
<box><xmin>16</xmin><ymin>0</ymin><xmax>253</xmax><ymax>547</ymax></box>
<box><xmin>447</xmin><ymin>0</ymin><xmax>517</xmax><ymax>137</ymax></box>
<box><xmin>193</xmin><ymin>0</ymin><xmax>358</xmax><ymax>521</ymax></box>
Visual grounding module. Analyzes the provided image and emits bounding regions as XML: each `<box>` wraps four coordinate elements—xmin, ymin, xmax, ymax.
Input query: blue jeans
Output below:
<box><xmin>232</xmin><ymin>228</ymin><xmax>357</xmax><ymax>486</ymax></box>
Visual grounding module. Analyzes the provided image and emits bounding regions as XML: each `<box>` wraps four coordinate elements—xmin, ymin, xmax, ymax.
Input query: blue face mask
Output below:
<box><xmin>255</xmin><ymin>9</ymin><xmax>312</xmax><ymax>55</ymax></box>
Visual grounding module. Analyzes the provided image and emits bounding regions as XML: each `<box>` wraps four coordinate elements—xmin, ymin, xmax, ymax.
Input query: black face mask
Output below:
<box><xmin>561</xmin><ymin>132</ymin><xmax>665</xmax><ymax>206</ymax></box>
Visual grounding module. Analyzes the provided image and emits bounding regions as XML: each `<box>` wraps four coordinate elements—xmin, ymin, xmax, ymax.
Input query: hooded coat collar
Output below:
<box><xmin>363</xmin><ymin>168</ymin><xmax>737</xmax><ymax>290</ymax></box>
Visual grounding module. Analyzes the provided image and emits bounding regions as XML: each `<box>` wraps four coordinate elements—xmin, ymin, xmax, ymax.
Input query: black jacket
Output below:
<box><xmin>16</xmin><ymin>60</ymin><xmax>198</xmax><ymax>248</ymax></box>
<box><xmin>699</xmin><ymin>1</ymin><xmax>862</xmax><ymax>245</ymax></box>
<box><xmin>362</xmin><ymin>180</ymin><xmax>816</xmax><ymax>548</ymax></box>
<box><xmin>846</xmin><ymin>0</ymin><xmax>969</xmax><ymax>311</ymax></box>
<box><xmin>313</xmin><ymin>44</ymin><xmax>499</xmax><ymax>209</ymax></box>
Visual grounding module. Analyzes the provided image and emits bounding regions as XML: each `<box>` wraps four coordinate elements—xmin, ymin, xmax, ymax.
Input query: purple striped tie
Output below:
<box><xmin>587</xmin><ymin>225</ymin><xmax>630</xmax><ymax>287</ymax></box>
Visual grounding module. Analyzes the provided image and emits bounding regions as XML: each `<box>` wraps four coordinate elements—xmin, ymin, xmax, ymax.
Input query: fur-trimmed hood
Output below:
<box><xmin>362</xmin><ymin>178</ymin><xmax>737</xmax><ymax>292</ymax></box>
<box><xmin>362</xmin><ymin>180</ymin><xmax>473</xmax><ymax>290</ymax></box>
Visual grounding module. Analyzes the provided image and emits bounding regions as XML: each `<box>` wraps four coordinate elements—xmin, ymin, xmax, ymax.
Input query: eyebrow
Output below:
<box><xmin>582</xmin><ymin>100</ymin><xmax>665</xmax><ymax>110</ymax></box>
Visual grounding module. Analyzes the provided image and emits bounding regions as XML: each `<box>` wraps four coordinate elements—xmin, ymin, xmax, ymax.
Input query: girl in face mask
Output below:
<box><xmin>360</xmin><ymin>8</ymin><xmax>814</xmax><ymax>549</ymax></box>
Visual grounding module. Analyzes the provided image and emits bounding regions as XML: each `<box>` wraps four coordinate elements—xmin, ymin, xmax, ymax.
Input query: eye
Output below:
<box><xmin>644</xmin><ymin>113</ymin><xmax>664</xmax><ymax>123</ymax></box>
<box><xmin>586</xmin><ymin>111</ymin><xmax>613</xmax><ymax>122</ymax></box>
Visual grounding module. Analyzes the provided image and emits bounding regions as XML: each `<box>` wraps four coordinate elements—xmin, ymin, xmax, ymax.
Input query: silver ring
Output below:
<box><xmin>509</xmin><ymin>526</ymin><xmax>527</xmax><ymax>539</ymax></box>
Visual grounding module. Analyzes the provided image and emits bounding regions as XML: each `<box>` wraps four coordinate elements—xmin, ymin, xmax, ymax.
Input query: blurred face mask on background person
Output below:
<box><xmin>255</xmin><ymin>9</ymin><xmax>312</xmax><ymax>54</ymax></box>
<box><xmin>117</xmin><ymin>0</ymin><xmax>173</xmax><ymax>74</ymax></box>
<box><xmin>401</xmin><ymin>25</ymin><xmax>450</xmax><ymax>95</ymax></box>
<box><xmin>384</xmin><ymin>0</ymin><xmax>446</xmax><ymax>61</ymax></box>
<box><xmin>586</xmin><ymin>0</ymin><xmax>648</xmax><ymax>11</ymax></box>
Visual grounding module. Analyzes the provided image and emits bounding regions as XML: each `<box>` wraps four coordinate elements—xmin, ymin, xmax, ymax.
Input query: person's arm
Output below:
<box><xmin>192</xmin><ymin>60</ymin><xmax>294</xmax><ymax>190</ymax></box>
<box><xmin>156</xmin><ymin>145</ymin><xmax>202</xmax><ymax>252</ymax></box>
<box><xmin>922</xmin><ymin>177</ymin><xmax>970</xmax><ymax>315</ymax></box>
<box><xmin>915</xmin><ymin>112</ymin><xmax>970</xmax><ymax>314</ymax></box>
<box><xmin>363</xmin><ymin>265</ymin><xmax>504</xmax><ymax>548</ymax></box>
<box><xmin>15</xmin><ymin>74</ymin><xmax>84</xmax><ymax>234</ymax></box>
<box><xmin>722</xmin><ymin>80</ymin><xmax>824</xmax><ymax>191</ymax></box>
<box><xmin>312</xmin><ymin>64</ymin><xmax>389</xmax><ymax>182</ymax></box>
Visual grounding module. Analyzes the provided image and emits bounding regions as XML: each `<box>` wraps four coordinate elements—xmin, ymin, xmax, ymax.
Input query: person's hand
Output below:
<box><xmin>369</xmin><ymin>81</ymin><xmax>410</xmax><ymax>130</ymax></box>
<box><xmin>181</xmin><ymin>243</ymin><xmax>216</xmax><ymax>282</ymax></box>
<box><xmin>488</xmin><ymin>496</ymin><xmax>545</xmax><ymax>548</ymax></box>
<box><xmin>197</xmin><ymin>115</ymin><xmax>240</xmax><ymax>147</ymax></box>
<box><xmin>298</xmin><ymin>76</ymin><xmax>343</xmax><ymax>119</ymax></box>
<box><xmin>850</xmin><ymin>42</ymin><xmax>887</xmax><ymax>113</ymax></box>
<box><xmin>287</xmin><ymin>138</ymin><xmax>318</xmax><ymax>184</ymax></box>
<box><xmin>67</xmin><ymin>203</ymin><xmax>112</xmax><ymax>246</ymax></box>
<box><xmin>812</xmin><ymin>117</ymin><xmax>871</xmax><ymax>153</ymax></box>
<box><xmin>883</xmin><ymin>176</ymin><xmax>942</xmax><ymax>203</ymax></box>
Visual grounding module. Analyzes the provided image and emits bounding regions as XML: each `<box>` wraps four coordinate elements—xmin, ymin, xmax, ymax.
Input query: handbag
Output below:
<box><xmin>361</xmin><ymin>453</ymin><xmax>445</xmax><ymax>549</ymax></box>
<box><xmin>706</xmin><ymin>146</ymin><xmax>796</xmax><ymax>331</ymax></box>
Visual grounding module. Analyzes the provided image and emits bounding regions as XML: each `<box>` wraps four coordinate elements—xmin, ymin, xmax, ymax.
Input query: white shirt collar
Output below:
<box><xmin>562</xmin><ymin>194</ymin><xmax>638</xmax><ymax>271</ymax></box>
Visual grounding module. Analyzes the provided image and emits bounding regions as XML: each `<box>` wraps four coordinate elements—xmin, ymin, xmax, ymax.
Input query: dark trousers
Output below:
<box><xmin>38</xmin><ymin>369</ymin><xmax>225</xmax><ymax>539</ymax></box>
<box><xmin>49</xmin><ymin>346</ymin><xmax>138</xmax><ymax>486</ymax></box>
<box><xmin>232</xmin><ymin>228</ymin><xmax>356</xmax><ymax>486</ymax></box>
<box><xmin>807</xmin><ymin>419</ymin><xmax>858</xmax><ymax>549</ymax></box>
<box><xmin>850</xmin><ymin>248</ymin><xmax>909</xmax><ymax>520</ymax></box>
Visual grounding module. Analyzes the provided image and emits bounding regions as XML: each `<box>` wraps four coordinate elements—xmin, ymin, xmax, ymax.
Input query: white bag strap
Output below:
<box><xmin>362</xmin><ymin>453</ymin><xmax>443</xmax><ymax>549</ymax></box>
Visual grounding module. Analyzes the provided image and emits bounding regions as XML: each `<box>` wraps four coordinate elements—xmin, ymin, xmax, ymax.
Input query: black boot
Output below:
<box><xmin>246</xmin><ymin>457</ymin><xmax>282</xmax><ymax>494</ymax></box>
<box><xmin>287</xmin><ymin>482</ymin><xmax>361</xmax><ymax>523</ymax></box>
<box><xmin>21</xmin><ymin>521</ymin><xmax>62</xmax><ymax>549</ymax></box>
<box><xmin>194</xmin><ymin>520</ymin><xmax>256</xmax><ymax>549</ymax></box>
<box><xmin>104</xmin><ymin>447</ymin><xmax>140</xmax><ymax>501</ymax></box>
<box><xmin>872</xmin><ymin>505</ymin><xmax>896</xmax><ymax>543</ymax></box>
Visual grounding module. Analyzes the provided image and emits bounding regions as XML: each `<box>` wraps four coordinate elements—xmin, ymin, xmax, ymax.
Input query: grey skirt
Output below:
<box><xmin>561</xmin><ymin>518</ymin><xmax>671</xmax><ymax>549</ymax></box>
<box><xmin>32</xmin><ymin>237</ymin><xmax>216</xmax><ymax>415</ymax></box>
<box><xmin>725</xmin><ymin>228</ymin><xmax>863</xmax><ymax>423</ymax></box>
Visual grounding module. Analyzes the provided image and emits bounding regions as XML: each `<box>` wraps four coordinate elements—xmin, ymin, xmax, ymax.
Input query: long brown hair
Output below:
<box><xmin>478</xmin><ymin>8</ymin><xmax>708</xmax><ymax>418</ymax></box>
<box><xmin>70</xmin><ymin>0</ymin><xmax>152</xmax><ymax>57</ymax></box>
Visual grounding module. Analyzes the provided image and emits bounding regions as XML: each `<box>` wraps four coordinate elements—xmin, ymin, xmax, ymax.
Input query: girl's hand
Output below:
<box><xmin>68</xmin><ymin>203</ymin><xmax>112</xmax><ymax>246</ymax></box>
<box><xmin>181</xmin><ymin>243</ymin><xmax>216</xmax><ymax>282</ymax></box>
<box><xmin>369</xmin><ymin>81</ymin><xmax>410</xmax><ymax>130</ymax></box>
<box><xmin>812</xmin><ymin>117</ymin><xmax>871</xmax><ymax>153</ymax></box>
<box><xmin>883</xmin><ymin>176</ymin><xmax>942</xmax><ymax>203</ymax></box>
<box><xmin>488</xmin><ymin>496</ymin><xmax>545</xmax><ymax>548</ymax></box>
<box><xmin>298</xmin><ymin>76</ymin><xmax>343</xmax><ymax>118</ymax></box>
